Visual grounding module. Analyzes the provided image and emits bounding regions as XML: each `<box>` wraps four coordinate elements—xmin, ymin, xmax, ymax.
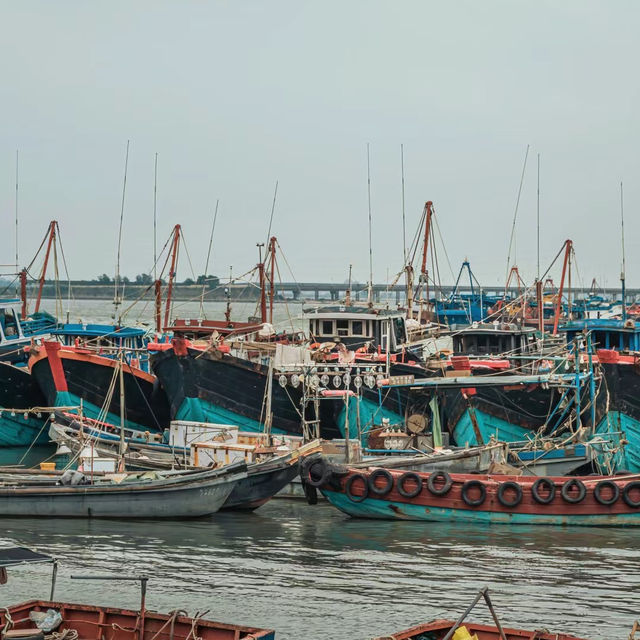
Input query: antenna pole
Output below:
<box><xmin>266</xmin><ymin>180</ymin><xmax>278</xmax><ymax>244</ymax></box>
<box><xmin>153</xmin><ymin>152</ymin><xmax>158</xmax><ymax>281</ymax></box>
<box><xmin>14</xmin><ymin>149</ymin><xmax>19</xmax><ymax>272</ymax></box>
<box><xmin>114</xmin><ymin>140</ymin><xmax>130</xmax><ymax>319</ymax></box>
<box><xmin>536</xmin><ymin>153</ymin><xmax>540</xmax><ymax>281</ymax></box>
<box><xmin>367</xmin><ymin>143</ymin><xmax>373</xmax><ymax>306</ymax></box>
<box><xmin>505</xmin><ymin>144</ymin><xmax>530</xmax><ymax>281</ymax></box>
<box><xmin>199</xmin><ymin>199</ymin><xmax>219</xmax><ymax>321</ymax></box>
<box><xmin>621</xmin><ymin>181</ymin><xmax>627</xmax><ymax>321</ymax></box>
<box><xmin>401</xmin><ymin>143</ymin><xmax>406</xmax><ymax>264</ymax></box>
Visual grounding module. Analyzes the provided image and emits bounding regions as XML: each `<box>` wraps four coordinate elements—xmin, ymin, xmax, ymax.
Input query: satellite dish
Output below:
<box><xmin>406</xmin><ymin>414</ymin><xmax>427</xmax><ymax>435</ymax></box>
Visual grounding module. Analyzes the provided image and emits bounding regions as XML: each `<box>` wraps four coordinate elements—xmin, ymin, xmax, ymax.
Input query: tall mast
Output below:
<box><xmin>14</xmin><ymin>150</ymin><xmax>19</xmax><ymax>272</ymax></box>
<box><xmin>35</xmin><ymin>221</ymin><xmax>57</xmax><ymax>313</ymax></box>
<box><xmin>401</xmin><ymin>143</ymin><xmax>406</xmax><ymax>264</ymax></box>
<box><xmin>114</xmin><ymin>140</ymin><xmax>130</xmax><ymax>320</ymax></box>
<box><xmin>268</xmin><ymin>236</ymin><xmax>276</xmax><ymax>324</ymax></box>
<box><xmin>552</xmin><ymin>239</ymin><xmax>572</xmax><ymax>336</ymax></box>
<box><xmin>366</xmin><ymin>143</ymin><xmax>373</xmax><ymax>307</ymax></box>
<box><xmin>199</xmin><ymin>200</ymin><xmax>219</xmax><ymax>321</ymax></box>
<box><xmin>153</xmin><ymin>152</ymin><xmax>158</xmax><ymax>281</ymax></box>
<box><xmin>419</xmin><ymin>201</ymin><xmax>434</xmax><ymax>317</ymax></box>
<box><xmin>505</xmin><ymin>144</ymin><xmax>530</xmax><ymax>283</ymax></box>
<box><xmin>620</xmin><ymin>181</ymin><xmax>627</xmax><ymax>321</ymax></box>
<box><xmin>536</xmin><ymin>153</ymin><xmax>540</xmax><ymax>281</ymax></box>
<box><xmin>163</xmin><ymin>224</ymin><xmax>181</xmax><ymax>329</ymax></box>
<box><xmin>257</xmin><ymin>243</ymin><xmax>267</xmax><ymax>323</ymax></box>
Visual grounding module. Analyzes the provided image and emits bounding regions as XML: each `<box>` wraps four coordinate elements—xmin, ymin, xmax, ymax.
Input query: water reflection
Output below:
<box><xmin>1</xmin><ymin>501</ymin><xmax>638</xmax><ymax>639</ymax></box>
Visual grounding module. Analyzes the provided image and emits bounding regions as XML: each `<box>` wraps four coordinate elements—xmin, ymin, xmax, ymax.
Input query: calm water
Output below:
<box><xmin>6</xmin><ymin>299</ymin><xmax>637</xmax><ymax>638</ymax></box>
<box><xmin>1</xmin><ymin>500</ymin><xmax>639</xmax><ymax>640</ymax></box>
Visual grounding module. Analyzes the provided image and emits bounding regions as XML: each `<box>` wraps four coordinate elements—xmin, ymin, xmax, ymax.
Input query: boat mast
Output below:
<box><xmin>153</xmin><ymin>152</ymin><xmax>158</xmax><ymax>281</ymax></box>
<box><xmin>199</xmin><ymin>200</ymin><xmax>219</xmax><ymax>321</ymax></box>
<box><xmin>620</xmin><ymin>181</ymin><xmax>627</xmax><ymax>321</ymax></box>
<box><xmin>268</xmin><ymin>236</ymin><xmax>276</xmax><ymax>324</ymax></box>
<box><xmin>257</xmin><ymin>243</ymin><xmax>267</xmax><ymax>323</ymax></box>
<box><xmin>114</xmin><ymin>140</ymin><xmax>130</xmax><ymax>322</ymax></box>
<box><xmin>552</xmin><ymin>239</ymin><xmax>572</xmax><ymax>335</ymax></box>
<box><xmin>366</xmin><ymin>143</ymin><xmax>373</xmax><ymax>307</ymax></box>
<box><xmin>536</xmin><ymin>153</ymin><xmax>541</xmax><ymax>281</ymax></box>
<box><xmin>400</xmin><ymin>143</ymin><xmax>406</xmax><ymax>264</ymax></box>
<box><xmin>345</xmin><ymin>264</ymin><xmax>352</xmax><ymax>306</ymax></box>
<box><xmin>118</xmin><ymin>353</ymin><xmax>126</xmax><ymax>471</ymax></box>
<box><xmin>20</xmin><ymin>268</ymin><xmax>27</xmax><ymax>318</ymax></box>
<box><xmin>14</xmin><ymin>149</ymin><xmax>19</xmax><ymax>273</ymax></box>
<box><xmin>163</xmin><ymin>224</ymin><xmax>181</xmax><ymax>329</ymax></box>
<box><xmin>34</xmin><ymin>221</ymin><xmax>57</xmax><ymax>313</ymax></box>
<box><xmin>419</xmin><ymin>201</ymin><xmax>433</xmax><ymax>320</ymax></box>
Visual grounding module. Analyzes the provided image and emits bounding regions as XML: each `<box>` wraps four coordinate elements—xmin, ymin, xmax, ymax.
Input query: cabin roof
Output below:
<box><xmin>51</xmin><ymin>324</ymin><xmax>147</xmax><ymax>338</ymax></box>
<box><xmin>0</xmin><ymin>298</ymin><xmax>20</xmax><ymax>306</ymax></box>
<box><xmin>560</xmin><ymin>319</ymin><xmax>640</xmax><ymax>334</ymax></box>
<box><xmin>303</xmin><ymin>305</ymin><xmax>403</xmax><ymax>320</ymax></box>
<box><xmin>452</xmin><ymin>323</ymin><xmax>537</xmax><ymax>337</ymax></box>
<box><xmin>0</xmin><ymin>546</ymin><xmax>54</xmax><ymax>567</ymax></box>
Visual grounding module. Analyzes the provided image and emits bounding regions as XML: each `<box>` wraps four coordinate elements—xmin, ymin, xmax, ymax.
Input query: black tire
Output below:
<box><xmin>345</xmin><ymin>473</ymin><xmax>369</xmax><ymax>503</ymax></box>
<box><xmin>496</xmin><ymin>481</ymin><xmax>523</xmax><ymax>508</ymax></box>
<box><xmin>622</xmin><ymin>481</ymin><xmax>640</xmax><ymax>508</ymax></box>
<box><xmin>303</xmin><ymin>481</ymin><xmax>318</xmax><ymax>505</ymax></box>
<box><xmin>427</xmin><ymin>470</ymin><xmax>453</xmax><ymax>496</ymax></box>
<box><xmin>531</xmin><ymin>478</ymin><xmax>556</xmax><ymax>505</ymax></box>
<box><xmin>397</xmin><ymin>472</ymin><xmax>422</xmax><ymax>498</ymax></box>
<box><xmin>460</xmin><ymin>480</ymin><xmax>486</xmax><ymax>507</ymax></box>
<box><xmin>306</xmin><ymin>459</ymin><xmax>332</xmax><ymax>488</ymax></box>
<box><xmin>593</xmin><ymin>480</ymin><xmax>620</xmax><ymax>506</ymax></box>
<box><xmin>368</xmin><ymin>469</ymin><xmax>394</xmax><ymax>496</ymax></box>
<box><xmin>561</xmin><ymin>479</ymin><xmax>587</xmax><ymax>504</ymax></box>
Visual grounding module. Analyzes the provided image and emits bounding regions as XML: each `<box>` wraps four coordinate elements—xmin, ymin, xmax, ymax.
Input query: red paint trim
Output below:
<box><xmin>43</xmin><ymin>341</ymin><xmax>68</xmax><ymax>392</ymax></box>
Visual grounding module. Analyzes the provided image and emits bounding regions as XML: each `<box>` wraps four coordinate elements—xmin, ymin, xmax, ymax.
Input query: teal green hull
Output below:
<box><xmin>595</xmin><ymin>411</ymin><xmax>640</xmax><ymax>473</ymax></box>
<box><xmin>175</xmin><ymin>397</ymin><xmax>288</xmax><ymax>434</ymax></box>
<box><xmin>0</xmin><ymin>412</ymin><xmax>49</xmax><ymax>446</ymax></box>
<box><xmin>54</xmin><ymin>391</ymin><xmax>155</xmax><ymax>433</ymax></box>
<box><xmin>336</xmin><ymin>396</ymin><xmax>404</xmax><ymax>444</ymax></box>
<box><xmin>453</xmin><ymin>407</ymin><xmax>531</xmax><ymax>446</ymax></box>
<box><xmin>322</xmin><ymin>490</ymin><xmax>640</xmax><ymax>526</ymax></box>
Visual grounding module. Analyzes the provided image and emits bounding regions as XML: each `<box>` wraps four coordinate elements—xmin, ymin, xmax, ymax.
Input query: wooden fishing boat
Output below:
<box><xmin>0</xmin><ymin>463</ymin><xmax>246</xmax><ymax>518</ymax></box>
<box><xmin>303</xmin><ymin>454</ymin><xmax>640</xmax><ymax>526</ymax></box>
<box><xmin>29</xmin><ymin>340</ymin><xmax>170</xmax><ymax>432</ymax></box>
<box><xmin>378</xmin><ymin>618</ymin><xmax>589</xmax><ymax>640</ymax></box>
<box><xmin>0</xmin><ymin>546</ymin><xmax>275</xmax><ymax>639</ymax></box>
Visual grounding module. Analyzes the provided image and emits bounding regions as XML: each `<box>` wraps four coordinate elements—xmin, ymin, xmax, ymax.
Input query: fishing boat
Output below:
<box><xmin>0</xmin><ymin>462</ymin><xmax>246</xmax><ymax>518</ymax></box>
<box><xmin>0</xmin><ymin>546</ymin><xmax>275</xmax><ymax>639</ymax></box>
<box><xmin>29</xmin><ymin>339</ymin><xmax>170</xmax><ymax>432</ymax></box>
<box><xmin>303</xmin><ymin>454</ymin><xmax>640</xmax><ymax>526</ymax></box>
<box><xmin>376</xmin><ymin>587</ymin><xmax>591</xmax><ymax>640</ymax></box>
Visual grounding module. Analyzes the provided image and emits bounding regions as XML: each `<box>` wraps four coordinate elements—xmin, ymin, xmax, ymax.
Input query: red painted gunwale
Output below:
<box><xmin>329</xmin><ymin>467</ymin><xmax>640</xmax><ymax>516</ymax></box>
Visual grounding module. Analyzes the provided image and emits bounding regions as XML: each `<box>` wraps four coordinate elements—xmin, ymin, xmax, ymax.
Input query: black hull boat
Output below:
<box><xmin>0</xmin><ymin>362</ymin><xmax>50</xmax><ymax>446</ymax></box>
<box><xmin>29</xmin><ymin>341</ymin><xmax>170</xmax><ymax>432</ymax></box>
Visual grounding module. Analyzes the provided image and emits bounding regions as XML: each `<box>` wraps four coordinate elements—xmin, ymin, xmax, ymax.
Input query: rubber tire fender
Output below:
<box><xmin>496</xmin><ymin>481</ymin><xmax>523</xmax><ymax>508</ymax></box>
<box><xmin>460</xmin><ymin>480</ymin><xmax>486</xmax><ymax>507</ymax></box>
<box><xmin>531</xmin><ymin>477</ymin><xmax>556</xmax><ymax>505</ymax></box>
<box><xmin>561</xmin><ymin>478</ymin><xmax>587</xmax><ymax>504</ymax></box>
<box><xmin>593</xmin><ymin>480</ymin><xmax>620</xmax><ymax>506</ymax></box>
<box><xmin>368</xmin><ymin>468</ymin><xmax>394</xmax><ymax>496</ymax></box>
<box><xmin>622</xmin><ymin>481</ymin><xmax>640</xmax><ymax>508</ymax></box>
<box><xmin>345</xmin><ymin>473</ymin><xmax>369</xmax><ymax>503</ymax></box>
<box><xmin>305</xmin><ymin>458</ymin><xmax>332</xmax><ymax>488</ymax></box>
<box><xmin>427</xmin><ymin>470</ymin><xmax>453</xmax><ymax>496</ymax></box>
<box><xmin>303</xmin><ymin>481</ymin><xmax>318</xmax><ymax>505</ymax></box>
<box><xmin>397</xmin><ymin>472</ymin><xmax>422</xmax><ymax>498</ymax></box>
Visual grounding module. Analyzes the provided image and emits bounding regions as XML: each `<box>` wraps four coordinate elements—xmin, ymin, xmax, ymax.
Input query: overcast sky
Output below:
<box><xmin>1</xmin><ymin>1</ymin><xmax>638</xmax><ymax>290</ymax></box>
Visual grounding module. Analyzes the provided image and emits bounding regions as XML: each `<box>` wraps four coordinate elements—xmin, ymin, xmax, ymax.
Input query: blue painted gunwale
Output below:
<box><xmin>0</xmin><ymin>413</ymin><xmax>49</xmax><ymax>446</ymax></box>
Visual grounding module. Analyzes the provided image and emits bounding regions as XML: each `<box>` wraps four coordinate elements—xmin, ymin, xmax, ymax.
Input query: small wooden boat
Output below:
<box><xmin>0</xmin><ymin>463</ymin><xmax>247</xmax><ymax>518</ymax></box>
<box><xmin>374</xmin><ymin>586</ymin><xmax>591</xmax><ymax>640</ymax></box>
<box><xmin>302</xmin><ymin>454</ymin><xmax>640</xmax><ymax>526</ymax></box>
<box><xmin>0</xmin><ymin>546</ymin><xmax>275</xmax><ymax>639</ymax></box>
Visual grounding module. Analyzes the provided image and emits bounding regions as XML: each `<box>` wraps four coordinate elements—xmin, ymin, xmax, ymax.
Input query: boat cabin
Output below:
<box><xmin>451</xmin><ymin>321</ymin><xmax>538</xmax><ymax>356</ymax></box>
<box><xmin>561</xmin><ymin>318</ymin><xmax>640</xmax><ymax>352</ymax></box>
<box><xmin>305</xmin><ymin>305</ymin><xmax>408</xmax><ymax>351</ymax></box>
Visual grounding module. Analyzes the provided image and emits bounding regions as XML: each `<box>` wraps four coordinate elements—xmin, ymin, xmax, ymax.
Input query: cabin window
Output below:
<box><xmin>351</xmin><ymin>320</ymin><xmax>364</xmax><ymax>336</ymax></box>
<box><xmin>321</xmin><ymin>320</ymin><xmax>334</xmax><ymax>336</ymax></box>
<box><xmin>336</xmin><ymin>319</ymin><xmax>349</xmax><ymax>337</ymax></box>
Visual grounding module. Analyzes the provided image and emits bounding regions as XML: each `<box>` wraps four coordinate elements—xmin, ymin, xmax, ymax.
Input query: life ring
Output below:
<box><xmin>427</xmin><ymin>470</ymin><xmax>453</xmax><ymax>496</ymax></box>
<box><xmin>531</xmin><ymin>478</ymin><xmax>556</xmax><ymax>504</ymax></box>
<box><xmin>345</xmin><ymin>473</ymin><xmax>369</xmax><ymax>503</ymax></box>
<box><xmin>496</xmin><ymin>481</ymin><xmax>523</xmax><ymax>508</ymax></box>
<box><xmin>305</xmin><ymin>458</ymin><xmax>332</xmax><ymax>488</ymax></box>
<box><xmin>397</xmin><ymin>472</ymin><xmax>422</xmax><ymax>498</ymax></box>
<box><xmin>460</xmin><ymin>480</ymin><xmax>486</xmax><ymax>507</ymax></box>
<box><xmin>622</xmin><ymin>481</ymin><xmax>640</xmax><ymax>508</ymax></box>
<box><xmin>368</xmin><ymin>469</ymin><xmax>394</xmax><ymax>496</ymax></box>
<box><xmin>561</xmin><ymin>479</ymin><xmax>586</xmax><ymax>504</ymax></box>
<box><xmin>593</xmin><ymin>480</ymin><xmax>619</xmax><ymax>506</ymax></box>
